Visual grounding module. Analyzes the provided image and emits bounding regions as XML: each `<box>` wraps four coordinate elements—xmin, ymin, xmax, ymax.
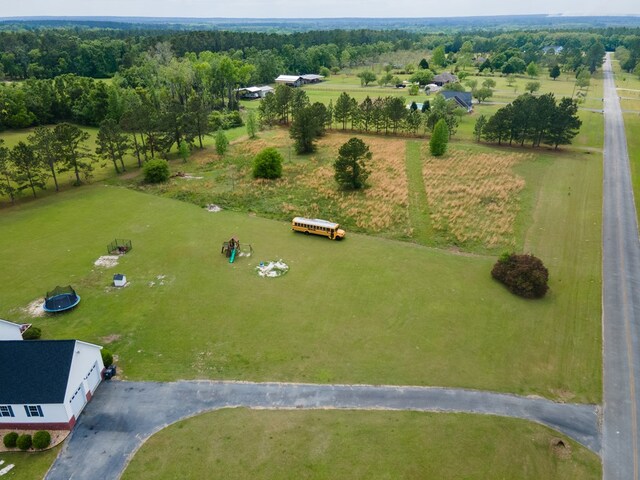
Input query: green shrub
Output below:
<box><xmin>209</xmin><ymin>110</ymin><xmax>244</xmax><ymax>131</ymax></box>
<box><xmin>17</xmin><ymin>434</ymin><xmax>32</xmax><ymax>451</ymax></box>
<box><xmin>101</xmin><ymin>348</ymin><xmax>114</xmax><ymax>368</ymax></box>
<box><xmin>491</xmin><ymin>253</ymin><xmax>549</xmax><ymax>299</ymax></box>
<box><xmin>3</xmin><ymin>432</ymin><xmax>18</xmax><ymax>448</ymax></box>
<box><xmin>215</xmin><ymin>130</ymin><xmax>229</xmax><ymax>155</ymax></box>
<box><xmin>32</xmin><ymin>430</ymin><xmax>51</xmax><ymax>449</ymax></box>
<box><xmin>253</xmin><ymin>147</ymin><xmax>283</xmax><ymax>179</ymax></box>
<box><xmin>22</xmin><ymin>326</ymin><xmax>41</xmax><ymax>340</ymax></box>
<box><xmin>143</xmin><ymin>159</ymin><xmax>170</xmax><ymax>184</ymax></box>
<box><xmin>429</xmin><ymin>119</ymin><xmax>449</xmax><ymax>157</ymax></box>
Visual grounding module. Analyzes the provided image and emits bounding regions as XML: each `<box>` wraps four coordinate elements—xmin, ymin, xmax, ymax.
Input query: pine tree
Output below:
<box><xmin>334</xmin><ymin>137</ymin><xmax>371</xmax><ymax>190</ymax></box>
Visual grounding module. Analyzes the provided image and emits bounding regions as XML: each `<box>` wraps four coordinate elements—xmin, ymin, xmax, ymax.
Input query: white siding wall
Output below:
<box><xmin>1</xmin><ymin>403</ymin><xmax>69</xmax><ymax>424</ymax></box>
<box><xmin>63</xmin><ymin>341</ymin><xmax>104</xmax><ymax>420</ymax></box>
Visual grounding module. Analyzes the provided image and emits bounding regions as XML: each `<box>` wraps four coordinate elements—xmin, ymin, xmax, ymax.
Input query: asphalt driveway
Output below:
<box><xmin>45</xmin><ymin>380</ymin><xmax>600</xmax><ymax>480</ymax></box>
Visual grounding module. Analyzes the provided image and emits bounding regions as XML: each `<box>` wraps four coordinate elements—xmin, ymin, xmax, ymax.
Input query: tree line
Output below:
<box><xmin>259</xmin><ymin>86</ymin><xmax>466</xmax><ymax>150</ymax></box>
<box><xmin>1</xmin><ymin>26</ymin><xmax>639</xmax><ymax>83</ymax></box>
<box><xmin>474</xmin><ymin>93</ymin><xmax>582</xmax><ymax>149</ymax></box>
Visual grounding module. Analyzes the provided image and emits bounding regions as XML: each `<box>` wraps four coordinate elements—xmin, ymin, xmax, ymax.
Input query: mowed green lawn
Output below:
<box><xmin>121</xmin><ymin>409</ymin><xmax>601</xmax><ymax>480</ymax></box>
<box><xmin>0</xmin><ymin>445</ymin><xmax>61</xmax><ymax>480</ymax></box>
<box><xmin>0</xmin><ymin>142</ymin><xmax>602</xmax><ymax>402</ymax></box>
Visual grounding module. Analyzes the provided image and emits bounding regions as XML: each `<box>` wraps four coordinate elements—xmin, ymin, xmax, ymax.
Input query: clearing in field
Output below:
<box><xmin>422</xmin><ymin>146</ymin><xmax>529</xmax><ymax>249</ymax></box>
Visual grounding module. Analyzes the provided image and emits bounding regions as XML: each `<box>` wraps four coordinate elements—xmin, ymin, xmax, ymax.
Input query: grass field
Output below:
<box><xmin>0</xmin><ymin>148</ymin><xmax>601</xmax><ymax>401</ymax></box>
<box><xmin>121</xmin><ymin>409</ymin><xmax>601</xmax><ymax>480</ymax></box>
<box><xmin>0</xmin><ymin>445</ymin><xmax>61</xmax><ymax>480</ymax></box>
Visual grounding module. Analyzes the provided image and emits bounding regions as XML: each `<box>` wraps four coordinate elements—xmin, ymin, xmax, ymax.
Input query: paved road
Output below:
<box><xmin>44</xmin><ymin>380</ymin><xmax>600</xmax><ymax>480</ymax></box>
<box><xmin>602</xmin><ymin>52</ymin><xmax>640</xmax><ymax>480</ymax></box>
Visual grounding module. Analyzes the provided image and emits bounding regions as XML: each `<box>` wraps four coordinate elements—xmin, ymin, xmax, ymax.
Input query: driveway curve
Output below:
<box><xmin>45</xmin><ymin>380</ymin><xmax>600</xmax><ymax>480</ymax></box>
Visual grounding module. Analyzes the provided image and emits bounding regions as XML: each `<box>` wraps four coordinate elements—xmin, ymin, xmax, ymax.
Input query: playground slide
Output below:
<box><xmin>229</xmin><ymin>248</ymin><xmax>237</xmax><ymax>263</ymax></box>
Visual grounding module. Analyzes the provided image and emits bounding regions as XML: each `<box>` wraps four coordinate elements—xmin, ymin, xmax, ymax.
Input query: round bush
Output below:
<box><xmin>3</xmin><ymin>431</ymin><xmax>18</xmax><ymax>448</ymax></box>
<box><xmin>253</xmin><ymin>147</ymin><xmax>283</xmax><ymax>179</ymax></box>
<box><xmin>16</xmin><ymin>434</ymin><xmax>32</xmax><ymax>451</ymax></box>
<box><xmin>32</xmin><ymin>431</ymin><xmax>51</xmax><ymax>449</ymax></box>
<box><xmin>491</xmin><ymin>253</ymin><xmax>549</xmax><ymax>299</ymax></box>
<box><xmin>101</xmin><ymin>348</ymin><xmax>114</xmax><ymax>368</ymax></box>
<box><xmin>22</xmin><ymin>326</ymin><xmax>41</xmax><ymax>340</ymax></box>
<box><xmin>143</xmin><ymin>159</ymin><xmax>170</xmax><ymax>184</ymax></box>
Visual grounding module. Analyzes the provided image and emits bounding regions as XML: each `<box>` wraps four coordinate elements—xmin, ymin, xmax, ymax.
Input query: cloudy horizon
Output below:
<box><xmin>1</xmin><ymin>0</ymin><xmax>639</xmax><ymax>19</ymax></box>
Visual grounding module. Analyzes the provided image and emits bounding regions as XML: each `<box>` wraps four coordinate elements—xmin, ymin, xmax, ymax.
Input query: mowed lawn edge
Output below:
<box><xmin>0</xmin><ymin>161</ymin><xmax>601</xmax><ymax>401</ymax></box>
<box><xmin>121</xmin><ymin>409</ymin><xmax>601</xmax><ymax>480</ymax></box>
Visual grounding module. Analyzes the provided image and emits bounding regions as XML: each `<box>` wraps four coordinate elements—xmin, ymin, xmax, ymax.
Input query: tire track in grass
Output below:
<box><xmin>405</xmin><ymin>140</ymin><xmax>432</xmax><ymax>244</ymax></box>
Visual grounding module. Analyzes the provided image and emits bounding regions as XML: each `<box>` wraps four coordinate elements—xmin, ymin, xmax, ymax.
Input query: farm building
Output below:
<box><xmin>236</xmin><ymin>86</ymin><xmax>274</xmax><ymax>99</ymax></box>
<box><xmin>275</xmin><ymin>75</ymin><xmax>304</xmax><ymax>87</ymax></box>
<box><xmin>440</xmin><ymin>90</ymin><xmax>473</xmax><ymax>112</ymax></box>
<box><xmin>0</xmin><ymin>318</ymin><xmax>23</xmax><ymax>340</ymax></box>
<box><xmin>300</xmin><ymin>74</ymin><xmax>324</xmax><ymax>84</ymax></box>
<box><xmin>0</xmin><ymin>339</ymin><xmax>104</xmax><ymax>430</ymax></box>
<box><xmin>433</xmin><ymin>72</ymin><xmax>459</xmax><ymax>86</ymax></box>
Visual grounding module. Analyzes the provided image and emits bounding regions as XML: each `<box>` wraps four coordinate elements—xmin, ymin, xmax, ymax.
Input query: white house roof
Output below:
<box><xmin>301</xmin><ymin>74</ymin><xmax>324</xmax><ymax>81</ymax></box>
<box><xmin>276</xmin><ymin>75</ymin><xmax>302</xmax><ymax>82</ymax></box>
<box><xmin>237</xmin><ymin>86</ymin><xmax>273</xmax><ymax>93</ymax></box>
<box><xmin>0</xmin><ymin>319</ymin><xmax>23</xmax><ymax>341</ymax></box>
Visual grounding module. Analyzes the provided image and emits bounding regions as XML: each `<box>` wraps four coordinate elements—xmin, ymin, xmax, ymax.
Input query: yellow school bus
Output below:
<box><xmin>292</xmin><ymin>217</ymin><xmax>346</xmax><ymax>240</ymax></box>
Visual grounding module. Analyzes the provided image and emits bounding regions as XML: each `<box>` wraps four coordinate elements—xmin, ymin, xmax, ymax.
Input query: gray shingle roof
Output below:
<box><xmin>0</xmin><ymin>340</ymin><xmax>75</xmax><ymax>404</ymax></box>
<box><xmin>441</xmin><ymin>90</ymin><xmax>473</xmax><ymax>109</ymax></box>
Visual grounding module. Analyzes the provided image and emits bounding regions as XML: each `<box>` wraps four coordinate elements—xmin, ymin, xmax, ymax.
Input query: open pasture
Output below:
<box><xmin>0</xmin><ymin>158</ymin><xmax>601</xmax><ymax>401</ymax></box>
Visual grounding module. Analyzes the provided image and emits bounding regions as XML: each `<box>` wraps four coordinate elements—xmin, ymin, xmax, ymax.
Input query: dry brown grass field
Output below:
<box><xmin>422</xmin><ymin>145</ymin><xmax>529</xmax><ymax>249</ymax></box>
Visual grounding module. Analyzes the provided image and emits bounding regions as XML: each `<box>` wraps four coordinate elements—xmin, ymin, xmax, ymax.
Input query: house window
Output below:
<box><xmin>24</xmin><ymin>405</ymin><xmax>43</xmax><ymax>417</ymax></box>
<box><xmin>0</xmin><ymin>405</ymin><xmax>14</xmax><ymax>417</ymax></box>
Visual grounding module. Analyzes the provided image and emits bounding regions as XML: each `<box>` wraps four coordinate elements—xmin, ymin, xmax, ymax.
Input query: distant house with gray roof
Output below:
<box><xmin>433</xmin><ymin>72</ymin><xmax>459</xmax><ymax>87</ymax></box>
<box><xmin>440</xmin><ymin>90</ymin><xmax>473</xmax><ymax>112</ymax></box>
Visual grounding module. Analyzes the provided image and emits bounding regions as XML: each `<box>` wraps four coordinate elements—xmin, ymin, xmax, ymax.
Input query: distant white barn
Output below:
<box><xmin>275</xmin><ymin>75</ymin><xmax>303</xmax><ymax>87</ymax></box>
<box><xmin>236</xmin><ymin>86</ymin><xmax>275</xmax><ymax>99</ymax></box>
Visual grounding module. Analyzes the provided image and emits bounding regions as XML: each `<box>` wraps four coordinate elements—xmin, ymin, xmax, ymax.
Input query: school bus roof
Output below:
<box><xmin>292</xmin><ymin>217</ymin><xmax>340</xmax><ymax>229</ymax></box>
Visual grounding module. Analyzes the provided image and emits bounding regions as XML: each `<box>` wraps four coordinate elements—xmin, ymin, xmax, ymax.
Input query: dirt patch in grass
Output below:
<box><xmin>100</xmin><ymin>334</ymin><xmax>122</xmax><ymax>344</ymax></box>
<box><xmin>550</xmin><ymin>437</ymin><xmax>573</xmax><ymax>459</ymax></box>
<box><xmin>23</xmin><ymin>298</ymin><xmax>45</xmax><ymax>318</ymax></box>
<box><xmin>298</xmin><ymin>134</ymin><xmax>409</xmax><ymax>232</ymax></box>
<box><xmin>94</xmin><ymin>255</ymin><xmax>120</xmax><ymax>268</ymax></box>
<box><xmin>422</xmin><ymin>146</ymin><xmax>529</xmax><ymax>249</ymax></box>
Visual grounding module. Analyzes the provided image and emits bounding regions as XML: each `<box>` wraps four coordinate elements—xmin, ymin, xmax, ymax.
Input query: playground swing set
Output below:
<box><xmin>221</xmin><ymin>236</ymin><xmax>253</xmax><ymax>263</ymax></box>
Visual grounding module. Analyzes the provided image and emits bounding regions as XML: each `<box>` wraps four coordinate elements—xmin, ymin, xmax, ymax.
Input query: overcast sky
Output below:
<box><xmin>2</xmin><ymin>0</ymin><xmax>639</xmax><ymax>18</ymax></box>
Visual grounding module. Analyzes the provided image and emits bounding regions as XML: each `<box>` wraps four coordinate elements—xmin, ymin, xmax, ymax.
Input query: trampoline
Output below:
<box><xmin>43</xmin><ymin>285</ymin><xmax>81</xmax><ymax>313</ymax></box>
